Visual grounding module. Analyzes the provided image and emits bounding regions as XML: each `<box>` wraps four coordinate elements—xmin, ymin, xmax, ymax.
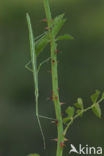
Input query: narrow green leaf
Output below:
<box><xmin>65</xmin><ymin>106</ymin><xmax>75</xmax><ymax>118</ymax></box>
<box><xmin>27</xmin><ymin>154</ymin><xmax>40</xmax><ymax>156</ymax></box>
<box><xmin>63</xmin><ymin>117</ymin><xmax>70</xmax><ymax>124</ymax></box>
<box><xmin>52</xmin><ymin>14</ymin><xmax>66</xmax><ymax>36</ymax></box>
<box><xmin>75</xmin><ymin>98</ymin><xmax>84</xmax><ymax>109</ymax></box>
<box><xmin>91</xmin><ymin>90</ymin><xmax>100</xmax><ymax>103</ymax></box>
<box><xmin>56</xmin><ymin>34</ymin><xmax>74</xmax><ymax>41</ymax></box>
<box><xmin>53</xmin><ymin>13</ymin><xmax>65</xmax><ymax>22</ymax></box>
<box><xmin>35</xmin><ymin>14</ymin><xmax>66</xmax><ymax>56</ymax></box>
<box><xmin>101</xmin><ymin>92</ymin><xmax>104</xmax><ymax>100</ymax></box>
<box><xmin>35</xmin><ymin>32</ymin><xmax>49</xmax><ymax>56</ymax></box>
<box><xmin>92</xmin><ymin>103</ymin><xmax>101</xmax><ymax>118</ymax></box>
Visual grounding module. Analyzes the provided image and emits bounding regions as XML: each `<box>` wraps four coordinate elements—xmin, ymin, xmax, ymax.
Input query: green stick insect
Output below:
<box><xmin>26</xmin><ymin>13</ymin><xmax>47</xmax><ymax>149</ymax></box>
<box><xmin>26</xmin><ymin>13</ymin><xmax>57</xmax><ymax>149</ymax></box>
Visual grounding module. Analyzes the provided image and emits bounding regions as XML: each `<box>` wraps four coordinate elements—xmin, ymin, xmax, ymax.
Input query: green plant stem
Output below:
<box><xmin>63</xmin><ymin>103</ymin><xmax>97</xmax><ymax>136</ymax></box>
<box><xmin>43</xmin><ymin>0</ymin><xmax>64</xmax><ymax>156</ymax></box>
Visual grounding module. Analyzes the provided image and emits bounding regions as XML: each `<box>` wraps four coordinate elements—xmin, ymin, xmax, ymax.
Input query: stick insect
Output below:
<box><xmin>26</xmin><ymin>13</ymin><xmax>57</xmax><ymax>149</ymax></box>
<box><xmin>26</xmin><ymin>13</ymin><xmax>46</xmax><ymax>149</ymax></box>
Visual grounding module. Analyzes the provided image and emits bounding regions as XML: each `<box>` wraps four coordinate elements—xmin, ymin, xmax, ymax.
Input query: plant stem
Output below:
<box><xmin>63</xmin><ymin>104</ymin><xmax>95</xmax><ymax>136</ymax></box>
<box><xmin>43</xmin><ymin>0</ymin><xmax>64</xmax><ymax>156</ymax></box>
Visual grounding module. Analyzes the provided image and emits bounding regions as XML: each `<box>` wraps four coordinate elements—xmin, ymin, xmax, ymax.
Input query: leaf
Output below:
<box><xmin>35</xmin><ymin>14</ymin><xmax>66</xmax><ymax>56</ymax></box>
<box><xmin>27</xmin><ymin>154</ymin><xmax>40</xmax><ymax>156</ymax></box>
<box><xmin>91</xmin><ymin>90</ymin><xmax>100</xmax><ymax>103</ymax></box>
<box><xmin>65</xmin><ymin>106</ymin><xmax>75</xmax><ymax>118</ymax></box>
<box><xmin>101</xmin><ymin>92</ymin><xmax>104</xmax><ymax>100</ymax></box>
<box><xmin>52</xmin><ymin>14</ymin><xmax>66</xmax><ymax>37</ymax></box>
<box><xmin>92</xmin><ymin>103</ymin><xmax>101</xmax><ymax>118</ymax></box>
<box><xmin>56</xmin><ymin>34</ymin><xmax>74</xmax><ymax>41</ymax></box>
<box><xmin>35</xmin><ymin>32</ymin><xmax>49</xmax><ymax>56</ymax></box>
<box><xmin>63</xmin><ymin>117</ymin><xmax>70</xmax><ymax>124</ymax></box>
<box><xmin>74</xmin><ymin>98</ymin><xmax>83</xmax><ymax>109</ymax></box>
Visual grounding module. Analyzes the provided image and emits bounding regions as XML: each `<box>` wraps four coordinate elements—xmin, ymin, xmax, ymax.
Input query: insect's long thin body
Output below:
<box><xmin>39</xmin><ymin>115</ymin><xmax>56</xmax><ymax>120</ymax></box>
<box><xmin>25</xmin><ymin>60</ymin><xmax>33</xmax><ymax>72</ymax></box>
<box><xmin>35</xmin><ymin>31</ymin><xmax>48</xmax><ymax>42</ymax></box>
<box><xmin>26</xmin><ymin>13</ymin><xmax>46</xmax><ymax>149</ymax></box>
<box><xmin>38</xmin><ymin>57</ymin><xmax>51</xmax><ymax>72</ymax></box>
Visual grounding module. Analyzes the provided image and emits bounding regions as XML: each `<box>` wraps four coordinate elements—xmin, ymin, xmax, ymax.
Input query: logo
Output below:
<box><xmin>69</xmin><ymin>144</ymin><xmax>103</xmax><ymax>155</ymax></box>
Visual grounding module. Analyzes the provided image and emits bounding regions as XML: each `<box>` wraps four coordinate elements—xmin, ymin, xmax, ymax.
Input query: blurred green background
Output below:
<box><xmin>0</xmin><ymin>0</ymin><xmax>104</xmax><ymax>155</ymax></box>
